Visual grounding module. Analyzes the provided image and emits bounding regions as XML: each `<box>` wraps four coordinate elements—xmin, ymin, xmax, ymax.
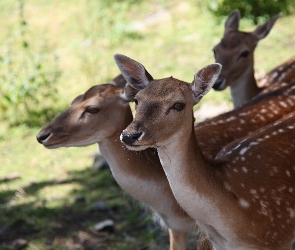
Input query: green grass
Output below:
<box><xmin>0</xmin><ymin>0</ymin><xmax>295</xmax><ymax>249</ymax></box>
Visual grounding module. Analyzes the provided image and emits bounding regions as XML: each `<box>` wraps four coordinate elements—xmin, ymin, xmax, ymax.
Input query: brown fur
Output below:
<box><xmin>37</xmin><ymin>80</ymin><xmax>211</xmax><ymax>250</ymax></box>
<box><xmin>212</xmin><ymin>10</ymin><xmax>295</xmax><ymax>108</ymax></box>
<box><xmin>196</xmin><ymin>82</ymin><xmax>295</xmax><ymax>161</ymax></box>
<box><xmin>116</xmin><ymin>55</ymin><xmax>295</xmax><ymax>249</ymax></box>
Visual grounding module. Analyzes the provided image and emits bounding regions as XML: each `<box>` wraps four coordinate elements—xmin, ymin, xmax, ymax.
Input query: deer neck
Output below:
<box><xmin>157</xmin><ymin>114</ymin><xmax>242</xmax><ymax>246</ymax></box>
<box><xmin>98</xmin><ymin>106</ymin><xmax>166</xmax><ymax>203</ymax></box>
<box><xmin>97</xmin><ymin>107</ymin><xmax>197</xmax><ymax>232</ymax></box>
<box><xmin>230</xmin><ymin>66</ymin><xmax>261</xmax><ymax>108</ymax></box>
<box><xmin>98</xmin><ymin>106</ymin><xmax>158</xmax><ymax>177</ymax></box>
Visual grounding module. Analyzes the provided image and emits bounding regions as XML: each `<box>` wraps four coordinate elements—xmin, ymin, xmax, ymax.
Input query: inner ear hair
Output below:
<box><xmin>109</xmin><ymin>74</ymin><xmax>127</xmax><ymax>88</ymax></box>
<box><xmin>121</xmin><ymin>83</ymin><xmax>140</xmax><ymax>102</ymax></box>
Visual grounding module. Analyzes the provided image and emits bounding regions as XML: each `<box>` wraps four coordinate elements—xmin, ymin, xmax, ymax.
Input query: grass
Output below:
<box><xmin>0</xmin><ymin>0</ymin><xmax>295</xmax><ymax>249</ymax></box>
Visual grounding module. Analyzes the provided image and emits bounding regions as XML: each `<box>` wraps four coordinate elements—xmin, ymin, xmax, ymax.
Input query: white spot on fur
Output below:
<box><xmin>250</xmin><ymin>189</ymin><xmax>257</xmax><ymax>194</ymax></box>
<box><xmin>287</xmin><ymin>208</ymin><xmax>295</xmax><ymax>218</ymax></box>
<box><xmin>239</xmin><ymin>147</ymin><xmax>248</xmax><ymax>155</ymax></box>
<box><xmin>226</xmin><ymin>116</ymin><xmax>236</xmax><ymax>122</ymax></box>
<box><xmin>260</xmin><ymin>201</ymin><xmax>268</xmax><ymax>215</ymax></box>
<box><xmin>239</xmin><ymin>198</ymin><xmax>250</xmax><ymax>208</ymax></box>
<box><xmin>242</xmin><ymin>167</ymin><xmax>248</xmax><ymax>173</ymax></box>
<box><xmin>286</xmin><ymin>170</ymin><xmax>291</xmax><ymax>177</ymax></box>
<box><xmin>224</xmin><ymin>182</ymin><xmax>231</xmax><ymax>191</ymax></box>
<box><xmin>279</xmin><ymin>101</ymin><xmax>287</xmax><ymax>108</ymax></box>
<box><xmin>272</xmin><ymin>72</ymin><xmax>278</xmax><ymax>78</ymax></box>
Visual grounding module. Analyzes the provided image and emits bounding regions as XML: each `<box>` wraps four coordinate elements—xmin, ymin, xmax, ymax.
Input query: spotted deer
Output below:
<box><xmin>36</xmin><ymin>75</ymin><xmax>212</xmax><ymax>250</ymax></box>
<box><xmin>195</xmin><ymin>81</ymin><xmax>295</xmax><ymax>161</ymax></box>
<box><xmin>115</xmin><ymin>54</ymin><xmax>295</xmax><ymax>249</ymax></box>
<box><xmin>213</xmin><ymin>9</ymin><xmax>295</xmax><ymax>108</ymax></box>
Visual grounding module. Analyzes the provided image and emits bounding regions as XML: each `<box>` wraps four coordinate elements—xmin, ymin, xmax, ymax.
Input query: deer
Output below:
<box><xmin>115</xmin><ymin>54</ymin><xmax>295</xmax><ymax>249</ymax></box>
<box><xmin>213</xmin><ymin>9</ymin><xmax>295</xmax><ymax>108</ymax></box>
<box><xmin>36</xmin><ymin>74</ymin><xmax>212</xmax><ymax>250</ymax></box>
<box><xmin>195</xmin><ymin>81</ymin><xmax>295</xmax><ymax>161</ymax></box>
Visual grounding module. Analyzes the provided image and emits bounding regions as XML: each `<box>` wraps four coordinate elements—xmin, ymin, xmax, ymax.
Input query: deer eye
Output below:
<box><xmin>86</xmin><ymin>106</ymin><xmax>100</xmax><ymax>114</ymax></box>
<box><xmin>134</xmin><ymin>98</ymin><xmax>138</xmax><ymax>105</ymax></box>
<box><xmin>240</xmin><ymin>51</ymin><xmax>249</xmax><ymax>58</ymax></box>
<box><xmin>172</xmin><ymin>102</ymin><xmax>185</xmax><ymax>111</ymax></box>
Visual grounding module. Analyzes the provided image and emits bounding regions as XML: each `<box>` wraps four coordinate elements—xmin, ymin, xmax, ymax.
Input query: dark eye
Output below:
<box><xmin>86</xmin><ymin>106</ymin><xmax>100</xmax><ymax>114</ymax></box>
<box><xmin>134</xmin><ymin>98</ymin><xmax>138</xmax><ymax>105</ymax></box>
<box><xmin>240</xmin><ymin>51</ymin><xmax>249</xmax><ymax>58</ymax></box>
<box><xmin>172</xmin><ymin>102</ymin><xmax>185</xmax><ymax>111</ymax></box>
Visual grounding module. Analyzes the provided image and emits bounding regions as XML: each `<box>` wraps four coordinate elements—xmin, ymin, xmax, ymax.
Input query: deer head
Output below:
<box><xmin>36</xmin><ymin>75</ymin><xmax>131</xmax><ymax>148</ymax></box>
<box><xmin>114</xmin><ymin>54</ymin><xmax>221</xmax><ymax>150</ymax></box>
<box><xmin>36</xmin><ymin>74</ymin><xmax>207</xmax><ymax>250</ymax></box>
<box><xmin>114</xmin><ymin>54</ymin><xmax>295</xmax><ymax>249</ymax></box>
<box><xmin>212</xmin><ymin>9</ymin><xmax>281</xmax><ymax>107</ymax></box>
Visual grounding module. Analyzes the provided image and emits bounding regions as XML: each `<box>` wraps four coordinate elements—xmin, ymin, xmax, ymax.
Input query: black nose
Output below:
<box><xmin>121</xmin><ymin>131</ymin><xmax>143</xmax><ymax>145</ymax></box>
<box><xmin>36</xmin><ymin>133</ymin><xmax>51</xmax><ymax>144</ymax></box>
<box><xmin>213</xmin><ymin>77</ymin><xmax>225</xmax><ymax>90</ymax></box>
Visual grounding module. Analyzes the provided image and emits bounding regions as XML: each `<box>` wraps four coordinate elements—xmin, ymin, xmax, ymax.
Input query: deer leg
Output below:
<box><xmin>168</xmin><ymin>229</ymin><xmax>188</xmax><ymax>250</ymax></box>
<box><xmin>197</xmin><ymin>232</ymin><xmax>213</xmax><ymax>250</ymax></box>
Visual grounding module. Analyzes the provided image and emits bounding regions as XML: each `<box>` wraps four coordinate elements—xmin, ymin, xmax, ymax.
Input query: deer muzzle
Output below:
<box><xmin>120</xmin><ymin>131</ymin><xmax>143</xmax><ymax>146</ymax></box>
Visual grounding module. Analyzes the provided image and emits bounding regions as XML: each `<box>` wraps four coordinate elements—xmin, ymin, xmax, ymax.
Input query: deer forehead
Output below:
<box><xmin>218</xmin><ymin>31</ymin><xmax>255</xmax><ymax>51</ymax></box>
<box><xmin>81</xmin><ymin>84</ymin><xmax>119</xmax><ymax>101</ymax></box>
<box><xmin>75</xmin><ymin>84</ymin><xmax>121</xmax><ymax>107</ymax></box>
<box><xmin>137</xmin><ymin>78</ymin><xmax>192</xmax><ymax>102</ymax></box>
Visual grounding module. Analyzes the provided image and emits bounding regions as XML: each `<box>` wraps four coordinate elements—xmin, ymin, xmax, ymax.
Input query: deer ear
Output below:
<box><xmin>120</xmin><ymin>83</ymin><xmax>140</xmax><ymax>103</ymax></box>
<box><xmin>192</xmin><ymin>64</ymin><xmax>222</xmax><ymax>104</ymax></box>
<box><xmin>109</xmin><ymin>74</ymin><xmax>127</xmax><ymax>88</ymax></box>
<box><xmin>71</xmin><ymin>95</ymin><xmax>83</xmax><ymax>105</ymax></box>
<box><xmin>252</xmin><ymin>13</ymin><xmax>281</xmax><ymax>40</ymax></box>
<box><xmin>224</xmin><ymin>9</ymin><xmax>240</xmax><ymax>33</ymax></box>
<box><xmin>114</xmin><ymin>54</ymin><xmax>154</xmax><ymax>90</ymax></box>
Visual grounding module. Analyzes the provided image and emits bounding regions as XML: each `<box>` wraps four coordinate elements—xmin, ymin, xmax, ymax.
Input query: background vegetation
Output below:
<box><xmin>0</xmin><ymin>0</ymin><xmax>294</xmax><ymax>249</ymax></box>
<box><xmin>208</xmin><ymin>0</ymin><xmax>295</xmax><ymax>23</ymax></box>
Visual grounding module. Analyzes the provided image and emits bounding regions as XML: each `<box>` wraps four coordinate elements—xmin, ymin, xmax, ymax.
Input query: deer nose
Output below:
<box><xmin>213</xmin><ymin>77</ymin><xmax>226</xmax><ymax>90</ymax></box>
<box><xmin>36</xmin><ymin>133</ymin><xmax>51</xmax><ymax>144</ymax></box>
<box><xmin>120</xmin><ymin>131</ymin><xmax>143</xmax><ymax>145</ymax></box>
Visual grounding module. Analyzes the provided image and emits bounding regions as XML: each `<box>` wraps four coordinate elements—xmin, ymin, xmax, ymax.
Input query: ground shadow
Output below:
<box><xmin>0</xmin><ymin>163</ymin><xmax>172</xmax><ymax>249</ymax></box>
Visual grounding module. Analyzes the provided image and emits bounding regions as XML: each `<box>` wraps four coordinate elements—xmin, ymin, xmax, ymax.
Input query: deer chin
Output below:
<box><xmin>42</xmin><ymin>141</ymin><xmax>66</xmax><ymax>149</ymax></box>
<box><xmin>42</xmin><ymin>135</ymin><xmax>99</xmax><ymax>149</ymax></box>
<box><xmin>124</xmin><ymin>143</ymin><xmax>150</xmax><ymax>151</ymax></box>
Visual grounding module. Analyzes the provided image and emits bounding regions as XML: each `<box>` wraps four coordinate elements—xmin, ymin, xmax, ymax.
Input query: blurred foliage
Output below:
<box><xmin>0</xmin><ymin>0</ymin><xmax>61</xmax><ymax>127</ymax></box>
<box><xmin>77</xmin><ymin>0</ymin><xmax>144</xmax><ymax>83</ymax></box>
<box><xmin>206</xmin><ymin>0</ymin><xmax>295</xmax><ymax>24</ymax></box>
<box><xmin>84</xmin><ymin>0</ymin><xmax>143</xmax><ymax>45</ymax></box>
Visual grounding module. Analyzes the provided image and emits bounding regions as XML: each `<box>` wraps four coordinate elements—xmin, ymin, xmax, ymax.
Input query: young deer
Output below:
<box><xmin>115</xmin><ymin>54</ymin><xmax>295</xmax><ymax>249</ymax></box>
<box><xmin>36</xmin><ymin>75</ymin><xmax>211</xmax><ymax>250</ymax></box>
<box><xmin>213</xmin><ymin>9</ymin><xmax>295</xmax><ymax>108</ymax></box>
